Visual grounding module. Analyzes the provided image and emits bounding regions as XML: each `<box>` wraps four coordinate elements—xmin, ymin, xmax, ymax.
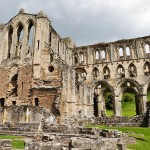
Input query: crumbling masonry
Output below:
<box><xmin>0</xmin><ymin>9</ymin><xmax>150</xmax><ymax>124</ymax></box>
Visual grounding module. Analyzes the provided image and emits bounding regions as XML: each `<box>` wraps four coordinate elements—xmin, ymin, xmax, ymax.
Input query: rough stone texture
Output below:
<box><xmin>0</xmin><ymin>9</ymin><xmax>150</xmax><ymax>125</ymax></box>
<box><xmin>0</xmin><ymin>139</ymin><xmax>12</xmax><ymax>150</ymax></box>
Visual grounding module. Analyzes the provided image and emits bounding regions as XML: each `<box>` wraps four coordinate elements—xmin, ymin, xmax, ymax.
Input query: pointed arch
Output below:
<box><xmin>145</xmin><ymin>44</ymin><xmax>150</xmax><ymax>54</ymax></box>
<box><xmin>95</xmin><ymin>50</ymin><xmax>99</xmax><ymax>60</ymax></box>
<box><xmin>74</xmin><ymin>53</ymin><xmax>78</xmax><ymax>65</ymax></box>
<box><xmin>119</xmin><ymin>48</ymin><xmax>124</xmax><ymax>57</ymax></box>
<box><xmin>17</xmin><ymin>22</ymin><xmax>24</xmax><ymax>44</ymax></box>
<box><xmin>144</xmin><ymin>61</ymin><xmax>150</xmax><ymax>76</ymax></box>
<box><xmin>94</xmin><ymin>81</ymin><xmax>115</xmax><ymax>117</ymax></box>
<box><xmin>126</xmin><ymin>47</ymin><xmax>131</xmax><ymax>56</ymax></box>
<box><xmin>27</xmin><ymin>20</ymin><xmax>35</xmax><ymax>56</ymax></box>
<box><xmin>16</xmin><ymin>22</ymin><xmax>24</xmax><ymax>56</ymax></box>
<box><xmin>92</xmin><ymin>67</ymin><xmax>99</xmax><ymax>81</ymax></box>
<box><xmin>117</xmin><ymin>64</ymin><xmax>125</xmax><ymax>78</ymax></box>
<box><xmin>101</xmin><ymin>50</ymin><xmax>106</xmax><ymax>60</ymax></box>
<box><xmin>128</xmin><ymin>63</ymin><xmax>137</xmax><ymax>77</ymax></box>
<box><xmin>75</xmin><ymin>67</ymin><xmax>87</xmax><ymax>81</ymax></box>
<box><xmin>103</xmin><ymin>66</ymin><xmax>110</xmax><ymax>79</ymax></box>
<box><xmin>28</xmin><ymin>20</ymin><xmax>35</xmax><ymax>46</ymax></box>
<box><xmin>80</xmin><ymin>52</ymin><xmax>84</xmax><ymax>62</ymax></box>
<box><xmin>8</xmin><ymin>26</ymin><xmax>13</xmax><ymax>58</ymax></box>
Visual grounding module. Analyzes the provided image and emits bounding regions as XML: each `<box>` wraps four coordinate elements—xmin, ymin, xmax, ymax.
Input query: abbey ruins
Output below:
<box><xmin>0</xmin><ymin>9</ymin><xmax>149</xmax><ymax>124</ymax></box>
<box><xmin>0</xmin><ymin>9</ymin><xmax>150</xmax><ymax>150</ymax></box>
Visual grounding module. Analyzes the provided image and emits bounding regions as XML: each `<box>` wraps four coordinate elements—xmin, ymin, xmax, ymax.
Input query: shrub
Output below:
<box><xmin>122</xmin><ymin>93</ymin><xmax>135</xmax><ymax>102</ymax></box>
<box><xmin>104</xmin><ymin>92</ymin><xmax>113</xmax><ymax>110</ymax></box>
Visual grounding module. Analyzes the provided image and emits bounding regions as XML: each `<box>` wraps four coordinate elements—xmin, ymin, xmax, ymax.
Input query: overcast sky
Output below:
<box><xmin>0</xmin><ymin>0</ymin><xmax>150</xmax><ymax>46</ymax></box>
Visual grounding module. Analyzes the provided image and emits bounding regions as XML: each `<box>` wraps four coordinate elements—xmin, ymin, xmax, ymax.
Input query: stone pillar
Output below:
<box><xmin>139</xmin><ymin>94</ymin><xmax>147</xmax><ymax>114</ymax></box>
<box><xmin>26</xmin><ymin>107</ymin><xmax>30</xmax><ymax>123</ymax></box>
<box><xmin>97</xmin><ymin>95</ymin><xmax>102</xmax><ymax>117</ymax></box>
<box><xmin>114</xmin><ymin>96</ymin><xmax>122</xmax><ymax>116</ymax></box>
<box><xmin>3</xmin><ymin>108</ymin><xmax>6</xmax><ymax>124</ymax></box>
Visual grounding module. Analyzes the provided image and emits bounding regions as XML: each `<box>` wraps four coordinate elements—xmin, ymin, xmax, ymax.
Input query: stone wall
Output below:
<box><xmin>18</xmin><ymin>65</ymin><xmax>33</xmax><ymax>104</ymax></box>
<box><xmin>0</xmin><ymin>139</ymin><xmax>12</xmax><ymax>150</ymax></box>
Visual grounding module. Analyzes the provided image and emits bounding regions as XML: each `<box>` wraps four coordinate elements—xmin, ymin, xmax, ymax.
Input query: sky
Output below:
<box><xmin>0</xmin><ymin>0</ymin><xmax>150</xmax><ymax>46</ymax></box>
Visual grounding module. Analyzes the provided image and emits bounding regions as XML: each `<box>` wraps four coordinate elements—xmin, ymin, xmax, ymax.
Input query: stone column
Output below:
<box><xmin>3</xmin><ymin>108</ymin><xmax>6</xmax><ymax>124</ymax></box>
<box><xmin>26</xmin><ymin>107</ymin><xmax>30</xmax><ymax>123</ymax></box>
<box><xmin>114</xmin><ymin>96</ymin><xmax>122</xmax><ymax>116</ymax></box>
<box><xmin>139</xmin><ymin>94</ymin><xmax>147</xmax><ymax>114</ymax></box>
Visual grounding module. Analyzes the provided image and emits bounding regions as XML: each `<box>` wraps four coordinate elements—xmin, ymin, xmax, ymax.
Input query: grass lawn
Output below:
<box><xmin>0</xmin><ymin>135</ymin><xmax>24</xmax><ymax>149</ymax></box>
<box><xmin>122</xmin><ymin>100</ymin><xmax>136</xmax><ymax>116</ymax></box>
<box><xmin>86</xmin><ymin>124</ymin><xmax>150</xmax><ymax>150</ymax></box>
<box><xmin>147</xmin><ymin>90</ymin><xmax>150</xmax><ymax>101</ymax></box>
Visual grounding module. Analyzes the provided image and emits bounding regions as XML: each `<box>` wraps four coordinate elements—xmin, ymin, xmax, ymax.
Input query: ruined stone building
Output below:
<box><xmin>0</xmin><ymin>10</ymin><xmax>149</xmax><ymax>124</ymax></box>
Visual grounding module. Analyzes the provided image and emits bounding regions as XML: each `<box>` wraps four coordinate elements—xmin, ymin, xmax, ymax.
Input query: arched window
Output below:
<box><xmin>101</xmin><ymin>50</ymin><xmax>106</xmax><ymax>60</ymax></box>
<box><xmin>117</xmin><ymin>64</ymin><xmax>125</xmax><ymax>78</ymax></box>
<box><xmin>119</xmin><ymin>48</ymin><xmax>123</xmax><ymax>57</ymax></box>
<box><xmin>80</xmin><ymin>53</ymin><xmax>84</xmax><ymax>62</ymax></box>
<box><xmin>128</xmin><ymin>63</ymin><xmax>137</xmax><ymax>77</ymax></box>
<box><xmin>28</xmin><ymin>22</ymin><xmax>34</xmax><ymax>47</ymax></box>
<box><xmin>144</xmin><ymin>62</ymin><xmax>150</xmax><ymax>76</ymax></box>
<box><xmin>17</xmin><ymin>23</ymin><xmax>24</xmax><ymax>56</ymax></box>
<box><xmin>17</xmin><ymin>23</ymin><xmax>24</xmax><ymax>45</ymax></box>
<box><xmin>95</xmin><ymin>50</ymin><xmax>99</xmax><ymax>60</ymax></box>
<box><xmin>92</xmin><ymin>67</ymin><xmax>99</xmax><ymax>81</ymax></box>
<box><xmin>126</xmin><ymin>47</ymin><xmax>131</xmax><ymax>56</ymax></box>
<box><xmin>74</xmin><ymin>53</ymin><xmax>78</xmax><ymax>64</ymax></box>
<box><xmin>103</xmin><ymin>66</ymin><xmax>110</xmax><ymax>79</ymax></box>
<box><xmin>75</xmin><ymin>68</ymin><xmax>87</xmax><ymax>82</ymax></box>
<box><xmin>8</xmin><ymin>27</ymin><xmax>13</xmax><ymax>58</ymax></box>
<box><xmin>27</xmin><ymin>21</ymin><xmax>35</xmax><ymax>56</ymax></box>
<box><xmin>145</xmin><ymin>44</ymin><xmax>150</xmax><ymax>54</ymax></box>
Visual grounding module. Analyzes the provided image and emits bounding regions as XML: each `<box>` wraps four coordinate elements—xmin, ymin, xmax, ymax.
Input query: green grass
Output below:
<box><xmin>106</xmin><ymin>109</ymin><xmax>113</xmax><ymax>116</ymax></box>
<box><xmin>0</xmin><ymin>135</ymin><xmax>24</xmax><ymax>149</ymax></box>
<box><xmin>86</xmin><ymin>124</ymin><xmax>150</xmax><ymax>150</ymax></box>
<box><xmin>147</xmin><ymin>90</ymin><xmax>150</xmax><ymax>101</ymax></box>
<box><xmin>122</xmin><ymin>101</ymin><xmax>136</xmax><ymax>116</ymax></box>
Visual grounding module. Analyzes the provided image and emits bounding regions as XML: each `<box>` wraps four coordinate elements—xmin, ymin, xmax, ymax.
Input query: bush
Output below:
<box><xmin>104</xmin><ymin>92</ymin><xmax>113</xmax><ymax>110</ymax></box>
<box><xmin>122</xmin><ymin>93</ymin><xmax>135</xmax><ymax>102</ymax></box>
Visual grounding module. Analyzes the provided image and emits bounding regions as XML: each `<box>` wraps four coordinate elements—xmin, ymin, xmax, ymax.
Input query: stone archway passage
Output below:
<box><xmin>121</xmin><ymin>87</ymin><xmax>139</xmax><ymax>116</ymax></box>
<box><xmin>94</xmin><ymin>81</ymin><xmax>115</xmax><ymax>117</ymax></box>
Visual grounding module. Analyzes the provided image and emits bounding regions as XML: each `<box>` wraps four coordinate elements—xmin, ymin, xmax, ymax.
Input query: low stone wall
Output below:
<box><xmin>0</xmin><ymin>139</ymin><xmax>12</xmax><ymax>150</ymax></box>
<box><xmin>94</xmin><ymin>115</ymin><xmax>145</xmax><ymax>127</ymax></box>
<box><xmin>25</xmin><ymin>131</ymin><xmax>126</xmax><ymax>150</ymax></box>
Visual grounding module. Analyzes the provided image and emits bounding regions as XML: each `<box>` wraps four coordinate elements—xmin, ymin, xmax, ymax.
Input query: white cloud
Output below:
<box><xmin>0</xmin><ymin>0</ymin><xmax>150</xmax><ymax>45</ymax></box>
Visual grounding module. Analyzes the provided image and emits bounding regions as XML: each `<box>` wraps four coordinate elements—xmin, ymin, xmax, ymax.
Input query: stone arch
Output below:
<box><xmin>119</xmin><ymin>47</ymin><xmax>124</xmax><ymax>57</ymax></box>
<box><xmin>128</xmin><ymin>63</ymin><xmax>137</xmax><ymax>77</ymax></box>
<box><xmin>143</xmin><ymin>80</ymin><xmax>150</xmax><ymax>101</ymax></box>
<box><xmin>75</xmin><ymin>67</ymin><xmax>87</xmax><ymax>82</ymax></box>
<box><xmin>144</xmin><ymin>61</ymin><xmax>150</xmax><ymax>76</ymax></box>
<box><xmin>92</xmin><ymin>67</ymin><xmax>99</xmax><ymax>81</ymax></box>
<box><xmin>80</xmin><ymin>52</ymin><xmax>84</xmax><ymax>63</ymax></box>
<box><xmin>16</xmin><ymin>22</ymin><xmax>24</xmax><ymax>56</ymax></box>
<box><xmin>7</xmin><ymin>25</ymin><xmax>13</xmax><ymax>58</ymax></box>
<box><xmin>101</xmin><ymin>50</ymin><xmax>106</xmax><ymax>60</ymax></box>
<box><xmin>145</xmin><ymin>44</ymin><xmax>150</xmax><ymax>54</ymax></box>
<box><xmin>103</xmin><ymin>66</ymin><xmax>110</xmax><ymax>79</ymax></box>
<box><xmin>93</xmin><ymin>81</ymin><xmax>115</xmax><ymax>117</ymax></box>
<box><xmin>115</xmin><ymin>78</ymin><xmax>144</xmax><ymax>116</ymax></box>
<box><xmin>126</xmin><ymin>47</ymin><xmax>131</xmax><ymax>56</ymax></box>
<box><xmin>95</xmin><ymin>50</ymin><xmax>99</xmax><ymax>60</ymax></box>
<box><xmin>116</xmin><ymin>64</ymin><xmax>125</xmax><ymax>78</ymax></box>
<box><xmin>27</xmin><ymin>20</ymin><xmax>35</xmax><ymax>56</ymax></box>
<box><xmin>73</xmin><ymin>52</ymin><xmax>78</xmax><ymax>65</ymax></box>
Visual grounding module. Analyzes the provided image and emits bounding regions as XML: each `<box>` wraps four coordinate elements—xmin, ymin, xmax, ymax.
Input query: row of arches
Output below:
<box><xmin>93</xmin><ymin>79</ymin><xmax>150</xmax><ymax>117</ymax></box>
<box><xmin>7</xmin><ymin>20</ymin><xmax>35</xmax><ymax>58</ymax></box>
<box><xmin>75</xmin><ymin>62</ymin><xmax>150</xmax><ymax>82</ymax></box>
<box><xmin>73</xmin><ymin>44</ymin><xmax>150</xmax><ymax>65</ymax></box>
